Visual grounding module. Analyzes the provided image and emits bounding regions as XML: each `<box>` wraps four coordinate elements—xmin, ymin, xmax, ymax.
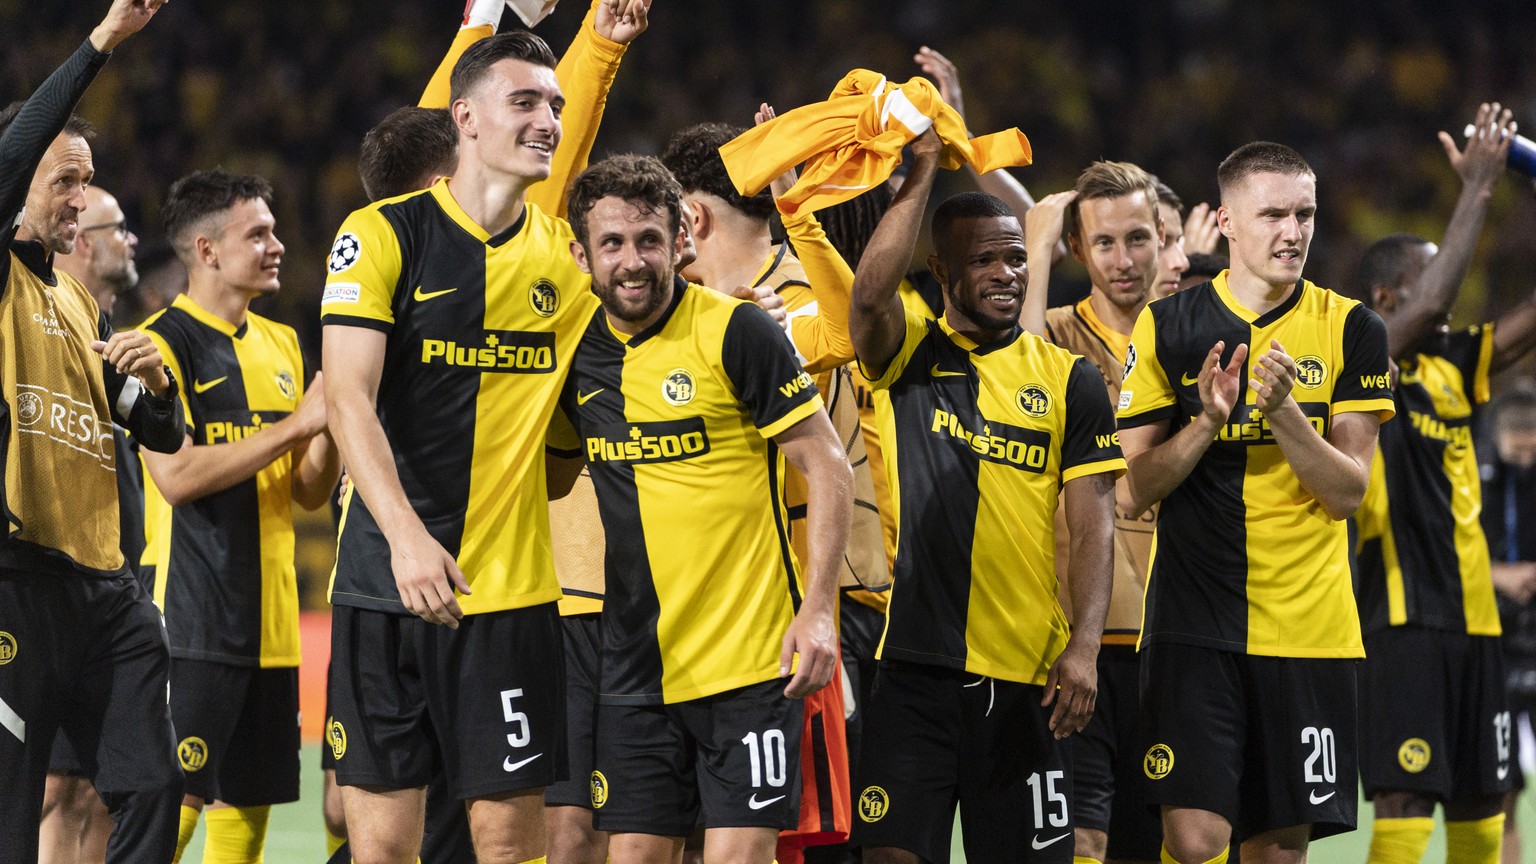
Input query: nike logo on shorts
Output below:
<box><xmin>1031</xmin><ymin>832</ymin><xmax>1071</xmax><ymax>850</ymax></box>
<box><xmin>748</xmin><ymin>793</ymin><xmax>786</xmax><ymax>810</ymax></box>
<box><xmin>1309</xmin><ymin>789</ymin><xmax>1336</xmax><ymax>805</ymax></box>
<box><xmin>503</xmin><ymin>752</ymin><xmax>543</xmax><ymax>773</ymax></box>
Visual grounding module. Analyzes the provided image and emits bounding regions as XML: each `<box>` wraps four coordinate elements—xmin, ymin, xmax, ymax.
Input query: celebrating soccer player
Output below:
<box><xmin>847</xmin><ymin>128</ymin><xmax>1123</xmax><ymax>863</ymax></box>
<box><xmin>1353</xmin><ymin>102</ymin><xmax>1536</xmax><ymax>864</ymax></box>
<box><xmin>1117</xmin><ymin>142</ymin><xmax>1396</xmax><ymax>864</ymax></box>
<box><xmin>0</xmin><ymin>2</ymin><xmax>186</xmax><ymax>862</ymax></box>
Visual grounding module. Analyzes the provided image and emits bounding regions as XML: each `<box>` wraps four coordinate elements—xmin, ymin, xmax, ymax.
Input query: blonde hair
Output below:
<box><xmin>1067</xmin><ymin>161</ymin><xmax>1159</xmax><ymax>238</ymax></box>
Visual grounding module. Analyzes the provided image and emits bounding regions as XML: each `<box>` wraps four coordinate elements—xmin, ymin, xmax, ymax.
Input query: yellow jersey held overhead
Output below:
<box><xmin>556</xmin><ymin>279</ymin><xmax>822</xmax><ymax>705</ymax></box>
<box><xmin>321</xmin><ymin>180</ymin><xmax>598</xmax><ymax>616</ymax></box>
<box><xmin>1118</xmin><ymin>273</ymin><xmax>1395</xmax><ymax>658</ymax></box>
<box><xmin>864</xmin><ymin>309</ymin><xmax>1125</xmax><ymax>686</ymax></box>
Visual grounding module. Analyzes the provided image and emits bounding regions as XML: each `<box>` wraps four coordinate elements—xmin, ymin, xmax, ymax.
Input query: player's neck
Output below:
<box><xmin>187</xmin><ymin>278</ymin><xmax>251</xmax><ymax>329</ymax></box>
<box><xmin>685</xmin><ymin>224</ymin><xmax>772</xmax><ymax>290</ymax></box>
<box><xmin>1225</xmin><ymin>264</ymin><xmax>1296</xmax><ymax>316</ymax></box>
<box><xmin>1086</xmin><ymin>288</ymin><xmax>1143</xmax><ymax>336</ymax></box>
<box><xmin>445</xmin><ymin>166</ymin><xmax>531</xmax><ymax>237</ymax></box>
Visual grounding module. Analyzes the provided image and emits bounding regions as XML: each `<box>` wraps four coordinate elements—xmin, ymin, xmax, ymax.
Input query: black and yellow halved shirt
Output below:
<box><xmin>554</xmin><ymin>279</ymin><xmax>822</xmax><ymax>705</ymax></box>
<box><xmin>321</xmin><ymin>180</ymin><xmax>597</xmax><ymax>616</ymax></box>
<box><xmin>864</xmin><ymin>310</ymin><xmax>1126</xmax><ymax>685</ymax></box>
<box><xmin>1118</xmin><ymin>273</ymin><xmax>1395</xmax><ymax>658</ymax></box>
<box><xmin>1356</xmin><ymin>324</ymin><xmax>1497</xmax><ymax>636</ymax></box>
<box><xmin>141</xmin><ymin>294</ymin><xmax>307</xmax><ymax>667</ymax></box>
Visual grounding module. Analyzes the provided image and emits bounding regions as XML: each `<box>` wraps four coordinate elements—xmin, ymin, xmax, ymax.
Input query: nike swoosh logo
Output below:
<box><xmin>414</xmin><ymin>286</ymin><xmax>458</xmax><ymax>302</ymax></box>
<box><xmin>193</xmin><ymin>376</ymin><xmax>227</xmax><ymax>394</ymax></box>
<box><xmin>503</xmin><ymin>752</ymin><xmax>543</xmax><ymax>773</ymax></box>
<box><xmin>748</xmin><ymin>793</ymin><xmax>786</xmax><ymax>810</ymax></box>
<box><xmin>576</xmin><ymin>389</ymin><xmax>605</xmax><ymax>405</ymax></box>
<box><xmin>1498</xmin><ymin>765</ymin><xmax>1510</xmax><ymax>780</ymax></box>
<box><xmin>1309</xmin><ymin>789</ymin><xmax>1336</xmax><ymax>805</ymax></box>
<box><xmin>930</xmin><ymin>364</ymin><xmax>967</xmax><ymax>378</ymax></box>
<box><xmin>1031</xmin><ymin>832</ymin><xmax>1071</xmax><ymax>850</ymax></box>
<box><xmin>1181</xmin><ymin>372</ymin><xmax>1200</xmax><ymax>386</ymax></box>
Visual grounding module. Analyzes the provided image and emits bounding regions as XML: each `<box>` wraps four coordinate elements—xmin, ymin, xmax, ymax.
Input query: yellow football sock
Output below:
<box><xmin>1366</xmin><ymin>817</ymin><xmax>1434</xmax><ymax>864</ymax></box>
<box><xmin>202</xmin><ymin>805</ymin><xmax>270</xmax><ymax>864</ymax></box>
<box><xmin>324</xmin><ymin>825</ymin><xmax>347</xmax><ymax>856</ymax></box>
<box><xmin>173</xmin><ymin>804</ymin><xmax>201</xmax><ymax>863</ymax></box>
<box><xmin>1075</xmin><ymin>857</ymin><xmax>1102</xmax><ymax>864</ymax></box>
<box><xmin>1445</xmin><ymin>814</ymin><xmax>1504</xmax><ymax>864</ymax></box>
<box><xmin>1161</xmin><ymin>846</ymin><xmax>1229</xmax><ymax>864</ymax></box>
<box><xmin>514</xmin><ymin>859</ymin><xmax>547</xmax><ymax>864</ymax></box>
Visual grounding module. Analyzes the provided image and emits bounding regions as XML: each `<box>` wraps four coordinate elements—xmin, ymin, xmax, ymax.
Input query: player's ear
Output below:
<box><xmin>927</xmin><ymin>253</ymin><xmax>948</xmax><ymax>288</ymax></box>
<box><xmin>1216</xmin><ymin>204</ymin><xmax>1235</xmax><ymax>242</ymax></box>
<box><xmin>686</xmin><ymin>198</ymin><xmax>711</xmax><ymax>240</ymax></box>
<box><xmin>194</xmin><ymin>234</ymin><xmax>217</xmax><ymax>269</ymax></box>
<box><xmin>1370</xmin><ymin>284</ymin><xmax>1396</xmax><ymax>314</ymax></box>
<box><xmin>1066</xmin><ymin>231</ymin><xmax>1085</xmax><ymax>264</ymax></box>
<box><xmin>452</xmin><ymin>98</ymin><xmax>475</xmax><ymax>139</ymax></box>
<box><xmin>569</xmin><ymin>239</ymin><xmax>591</xmax><ymax>274</ymax></box>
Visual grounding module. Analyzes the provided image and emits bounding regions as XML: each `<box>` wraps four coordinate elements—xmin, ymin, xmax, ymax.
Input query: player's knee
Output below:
<box><xmin>1075</xmin><ymin>826</ymin><xmax>1108</xmax><ymax>861</ymax></box>
<box><xmin>42</xmin><ymin>773</ymin><xmax>93</xmax><ymax>818</ymax></box>
<box><xmin>348</xmin><ymin>832</ymin><xmax>422</xmax><ymax>864</ymax></box>
<box><xmin>1373</xmin><ymin>789</ymin><xmax>1438</xmax><ymax>820</ymax></box>
<box><xmin>1161</xmin><ymin>825</ymin><xmax>1229</xmax><ymax>864</ymax></box>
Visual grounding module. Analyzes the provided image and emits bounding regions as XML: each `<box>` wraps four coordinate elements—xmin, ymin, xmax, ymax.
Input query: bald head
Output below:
<box><xmin>54</xmin><ymin>185</ymin><xmax>139</xmax><ymax>314</ymax></box>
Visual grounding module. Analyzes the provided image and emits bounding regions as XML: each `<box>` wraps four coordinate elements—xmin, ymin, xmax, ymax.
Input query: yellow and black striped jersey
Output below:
<box><xmin>1356</xmin><ymin>324</ymin><xmax>1497</xmax><ymax>636</ymax></box>
<box><xmin>556</xmin><ymin>279</ymin><xmax>822</xmax><ymax>705</ymax></box>
<box><xmin>863</xmin><ymin>309</ymin><xmax>1125</xmax><ymax>685</ymax></box>
<box><xmin>321</xmin><ymin>180</ymin><xmax>597</xmax><ymax>616</ymax></box>
<box><xmin>1118</xmin><ymin>273</ymin><xmax>1395</xmax><ymax>658</ymax></box>
<box><xmin>1045</xmin><ymin>298</ymin><xmax>1155</xmax><ymax>644</ymax></box>
<box><xmin>142</xmin><ymin>294</ymin><xmax>308</xmax><ymax>668</ymax></box>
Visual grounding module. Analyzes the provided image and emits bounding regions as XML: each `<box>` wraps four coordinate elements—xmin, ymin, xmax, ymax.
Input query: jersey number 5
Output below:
<box><xmin>501</xmin><ymin>688</ymin><xmax>531</xmax><ymax>749</ymax></box>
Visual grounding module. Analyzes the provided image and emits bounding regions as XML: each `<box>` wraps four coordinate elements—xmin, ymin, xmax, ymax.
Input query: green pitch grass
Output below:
<box><xmin>177</xmin><ymin>745</ymin><xmax>1536</xmax><ymax>862</ymax></box>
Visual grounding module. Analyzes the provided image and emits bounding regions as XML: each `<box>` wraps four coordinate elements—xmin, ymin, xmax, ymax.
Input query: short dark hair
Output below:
<box><xmin>1217</xmin><ymin>141</ymin><xmax>1314</xmax><ymax>200</ymax></box>
<box><xmin>1184</xmin><ymin>252</ymin><xmax>1229</xmax><ymax>281</ymax></box>
<box><xmin>161</xmin><ymin>169</ymin><xmax>274</xmax><ymax>259</ymax></box>
<box><xmin>0</xmin><ymin>100</ymin><xmax>95</xmax><ymax>141</ymax></box>
<box><xmin>1354</xmin><ymin>233</ymin><xmax>1430</xmax><ymax>308</ymax></box>
<box><xmin>567</xmin><ymin>155</ymin><xmax>683</xmax><ymax>251</ymax></box>
<box><xmin>450</xmin><ymin>31</ymin><xmax>558</xmax><ymax>104</ymax></box>
<box><xmin>820</xmin><ymin>184</ymin><xmax>893</xmax><ymax>270</ymax></box>
<box><xmin>931</xmin><ymin>192</ymin><xmax>1015</xmax><ymax>260</ymax></box>
<box><xmin>359</xmin><ymin>107</ymin><xmax>457</xmax><ymax>202</ymax></box>
<box><xmin>660</xmin><ymin>123</ymin><xmax>775</xmax><ymax>222</ymax></box>
<box><xmin>1149</xmin><ymin>175</ymin><xmax>1184</xmax><ymax>213</ymax></box>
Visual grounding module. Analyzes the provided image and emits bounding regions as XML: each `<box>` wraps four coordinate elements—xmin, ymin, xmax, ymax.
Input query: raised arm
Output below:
<box><xmin>1488</xmin><ymin>179</ymin><xmax>1536</xmax><ymax>373</ymax></box>
<box><xmin>851</xmin><ymin>129</ymin><xmax>942</xmax><ymax>378</ymax></box>
<box><xmin>1019</xmin><ymin>190</ymin><xmax>1076</xmax><ymax>337</ymax></box>
<box><xmin>774</xmin><ymin>409</ymin><xmax>852</xmax><ymax>699</ymax></box>
<box><xmin>1383</xmin><ymin>102</ymin><xmax>1514</xmax><ymax>360</ymax></box>
<box><xmin>526</xmin><ymin>0</ymin><xmax>647</xmax><ymax>217</ymax></box>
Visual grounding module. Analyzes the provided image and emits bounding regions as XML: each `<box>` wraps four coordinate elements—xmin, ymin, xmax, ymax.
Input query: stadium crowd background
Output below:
<box><xmin>5</xmin><ymin>0</ymin><xmax>1536</xmax><ymax>593</ymax></box>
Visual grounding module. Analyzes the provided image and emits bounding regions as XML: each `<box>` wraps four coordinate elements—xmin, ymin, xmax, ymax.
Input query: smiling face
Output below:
<box><xmin>1219</xmin><ymin>170</ymin><xmax>1316</xmax><ymax>289</ymax></box>
<box><xmin>571</xmin><ymin>196</ymin><xmax>681</xmax><ymax>334</ymax></box>
<box><xmin>209</xmin><ymin>197</ymin><xmax>285</xmax><ymax>296</ymax></box>
<box><xmin>932</xmin><ymin>215</ymin><xmax>1028</xmax><ymax>337</ymax></box>
<box><xmin>1070</xmin><ymin>191</ymin><xmax>1161</xmax><ymax>313</ymax></box>
<box><xmin>455</xmin><ymin>57</ymin><xmax>564</xmax><ymax>184</ymax></box>
<box><xmin>20</xmin><ymin>133</ymin><xmax>93</xmax><ymax>256</ymax></box>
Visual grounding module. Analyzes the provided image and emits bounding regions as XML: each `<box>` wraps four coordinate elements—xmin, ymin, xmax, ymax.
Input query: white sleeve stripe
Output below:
<box><xmin>881</xmin><ymin>88</ymin><xmax>933</xmax><ymax>137</ymax></box>
<box><xmin>0</xmin><ymin>694</ymin><xmax>25</xmax><ymax>743</ymax></box>
<box><xmin>114</xmin><ymin>375</ymin><xmax>142</xmax><ymax>419</ymax></box>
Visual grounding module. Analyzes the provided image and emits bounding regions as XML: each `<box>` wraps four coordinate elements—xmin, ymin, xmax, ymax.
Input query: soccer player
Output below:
<box><xmin>322</xmin><ymin>30</ymin><xmax>604</xmax><ymax>864</ymax></box>
<box><xmin>847</xmin><ymin>128</ymin><xmax>1123</xmax><ymax>863</ymax></box>
<box><xmin>0</xmin><ymin>2</ymin><xmax>186</xmax><ymax>862</ymax></box>
<box><xmin>135</xmin><ymin>169</ymin><xmax>339</xmax><ymax>864</ymax></box>
<box><xmin>1020</xmin><ymin>160</ymin><xmax>1168</xmax><ymax>864</ymax></box>
<box><xmin>41</xmin><ymin>184</ymin><xmax>142</xmax><ymax>864</ymax></box>
<box><xmin>1149</xmin><ymin>176</ymin><xmax>1191</xmax><ymax>300</ymax></box>
<box><xmin>1116</xmin><ymin>142</ymin><xmax>1396</xmax><ymax>864</ymax></box>
<box><xmin>556</xmin><ymin>152</ymin><xmax>850</xmax><ymax>864</ymax></box>
<box><xmin>1352</xmin><ymin>102</ymin><xmax>1536</xmax><ymax>864</ymax></box>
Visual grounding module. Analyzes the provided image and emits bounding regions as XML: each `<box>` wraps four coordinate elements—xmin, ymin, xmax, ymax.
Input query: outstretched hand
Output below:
<box><xmin>595</xmin><ymin>0</ymin><xmax>651</xmax><ymax>44</ymax></box>
<box><xmin>755</xmin><ymin>103</ymin><xmax>800</xmax><ymax>199</ymax></box>
<box><xmin>91</xmin><ymin>0</ymin><xmax>168</xmax><ymax>52</ymax></box>
<box><xmin>914</xmin><ymin>46</ymin><xmax>965</xmax><ymax>122</ymax></box>
<box><xmin>1182</xmin><ymin>202</ymin><xmax>1222</xmax><ymax>256</ymax></box>
<box><xmin>1439</xmin><ymin>101</ymin><xmax>1516</xmax><ymax>197</ymax></box>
